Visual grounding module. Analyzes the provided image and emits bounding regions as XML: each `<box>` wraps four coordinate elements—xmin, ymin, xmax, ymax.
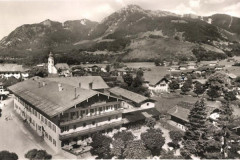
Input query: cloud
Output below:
<box><xmin>189</xmin><ymin>0</ymin><xmax>200</xmax><ymax>8</ymax></box>
<box><xmin>172</xmin><ymin>3</ymin><xmax>196</xmax><ymax>15</ymax></box>
<box><xmin>223</xmin><ymin>2</ymin><xmax>240</xmax><ymax>17</ymax></box>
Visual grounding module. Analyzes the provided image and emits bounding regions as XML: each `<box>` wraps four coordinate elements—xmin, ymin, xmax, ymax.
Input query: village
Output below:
<box><xmin>0</xmin><ymin>52</ymin><xmax>240</xmax><ymax>159</ymax></box>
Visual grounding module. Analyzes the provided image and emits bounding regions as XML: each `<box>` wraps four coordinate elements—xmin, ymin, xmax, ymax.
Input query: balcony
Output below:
<box><xmin>60</xmin><ymin>109</ymin><xmax>123</xmax><ymax>126</ymax></box>
<box><xmin>60</xmin><ymin>120</ymin><xmax>124</xmax><ymax>140</ymax></box>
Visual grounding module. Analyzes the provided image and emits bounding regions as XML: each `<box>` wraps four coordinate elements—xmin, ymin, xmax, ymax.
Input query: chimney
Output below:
<box><xmin>79</xmin><ymin>82</ymin><xmax>81</xmax><ymax>88</ymax></box>
<box><xmin>58</xmin><ymin>83</ymin><xmax>63</xmax><ymax>91</ymax></box>
<box><xmin>42</xmin><ymin>81</ymin><xmax>46</xmax><ymax>87</ymax></box>
<box><xmin>89</xmin><ymin>82</ymin><xmax>93</xmax><ymax>90</ymax></box>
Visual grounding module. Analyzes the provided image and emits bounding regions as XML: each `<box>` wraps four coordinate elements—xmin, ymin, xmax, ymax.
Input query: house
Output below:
<box><xmin>187</xmin><ymin>62</ymin><xmax>198</xmax><ymax>69</ymax></box>
<box><xmin>168</xmin><ymin>106</ymin><xmax>190</xmax><ymax>131</ymax></box>
<box><xmin>8</xmin><ymin>77</ymin><xmax>124</xmax><ymax>153</ymax></box>
<box><xmin>47</xmin><ymin>52</ymin><xmax>70</xmax><ymax>76</ymax></box>
<box><xmin>0</xmin><ymin>64</ymin><xmax>29</xmax><ymax>79</ymax></box>
<box><xmin>215</xmin><ymin>65</ymin><xmax>225</xmax><ymax>71</ymax></box>
<box><xmin>0</xmin><ymin>82</ymin><xmax>9</xmax><ymax>100</ymax></box>
<box><xmin>55</xmin><ymin>63</ymin><xmax>70</xmax><ymax>77</ymax></box>
<box><xmin>147</xmin><ymin>78</ymin><xmax>170</xmax><ymax>94</ymax></box>
<box><xmin>167</xmin><ymin>101</ymin><xmax>222</xmax><ymax>130</ymax></box>
<box><xmin>179</xmin><ymin>65</ymin><xmax>188</xmax><ymax>71</ymax></box>
<box><xmin>209</xmin><ymin>61</ymin><xmax>218</xmax><ymax>67</ymax></box>
<box><xmin>8</xmin><ymin>77</ymin><xmax>158</xmax><ymax>154</ymax></box>
<box><xmin>108</xmin><ymin>87</ymin><xmax>159</xmax><ymax>124</ymax></box>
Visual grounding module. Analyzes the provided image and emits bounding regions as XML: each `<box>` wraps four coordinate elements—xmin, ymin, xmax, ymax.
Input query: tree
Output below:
<box><xmin>122</xmin><ymin>73</ymin><xmax>133</xmax><ymax>86</ymax></box>
<box><xmin>207</xmin><ymin>86</ymin><xmax>221</xmax><ymax>101</ymax></box>
<box><xmin>141</xmin><ymin>128</ymin><xmax>165</xmax><ymax>156</ymax></box>
<box><xmin>90</xmin><ymin>133</ymin><xmax>112</xmax><ymax>159</ymax></box>
<box><xmin>154</xmin><ymin>59</ymin><xmax>163</xmax><ymax>66</ymax></box>
<box><xmin>29</xmin><ymin>67</ymin><xmax>48</xmax><ymax>78</ymax></box>
<box><xmin>113</xmin><ymin>130</ymin><xmax>134</xmax><ymax>143</ymax></box>
<box><xmin>181</xmin><ymin>82</ymin><xmax>190</xmax><ymax>94</ymax></box>
<box><xmin>123</xmin><ymin>140</ymin><xmax>151</xmax><ymax>159</ymax></box>
<box><xmin>105</xmin><ymin>64</ymin><xmax>111</xmax><ymax>72</ymax></box>
<box><xmin>169</xmin><ymin>80</ymin><xmax>180</xmax><ymax>92</ymax></box>
<box><xmin>111</xmin><ymin>139</ymin><xmax>125</xmax><ymax>158</ymax></box>
<box><xmin>0</xmin><ymin>151</ymin><xmax>18</xmax><ymax>160</ymax></box>
<box><xmin>224</xmin><ymin>91</ymin><xmax>237</xmax><ymax>101</ymax></box>
<box><xmin>183</xmin><ymin>99</ymin><xmax>209</xmax><ymax>157</ymax></box>
<box><xmin>25</xmin><ymin>149</ymin><xmax>52</xmax><ymax>160</ymax></box>
<box><xmin>193</xmin><ymin>81</ymin><xmax>205</xmax><ymax>96</ymax></box>
<box><xmin>185</xmin><ymin>99</ymin><xmax>208</xmax><ymax>141</ymax></box>
<box><xmin>145</xmin><ymin>117</ymin><xmax>156</xmax><ymax>128</ymax></box>
<box><xmin>169</xmin><ymin>130</ymin><xmax>183</xmax><ymax>142</ymax></box>
<box><xmin>111</xmin><ymin>131</ymin><xmax>134</xmax><ymax>158</ymax></box>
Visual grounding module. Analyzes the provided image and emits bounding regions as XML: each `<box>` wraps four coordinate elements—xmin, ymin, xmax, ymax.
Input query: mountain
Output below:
<box><xmin>0</xmin><ymin>19</ymin><xmax>98</xmax><ymax>49</ymax></box>
<box><xmin>0</xmin><ymin>4</ymin><xmax>240</xmax><ymax>65</ymax></box>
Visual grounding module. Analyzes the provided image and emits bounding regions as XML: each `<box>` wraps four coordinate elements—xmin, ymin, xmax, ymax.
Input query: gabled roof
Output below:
<box><xmin>45</xmin><ymin>76</ymin><xmax>109</xmax><ymax>90</ymax></box>
<box><xmin>108</xmin><ymin>87</ymin><xmax>149</xmax><ymax>104</ymax></box>
<box><xmin>8</xmin><ymin>77</ymin><xmax>116</xmax><ymax>118</ymax></box>
<box><xmin>55</xmin><ymin>63</ymin><xmax>70</xmax><ymax>70</ymax></box>
<box><xmin>167</xmin><ymin>106</ymin><xmax>190</xmax><ymax>122</ymax></box>
<box><xmin>155</xmin><ymin>78</ymin><xmax>169</xmax><ymax>85</ymax></box>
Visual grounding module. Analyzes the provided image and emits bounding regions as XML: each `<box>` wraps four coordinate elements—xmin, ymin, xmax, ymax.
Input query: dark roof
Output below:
<box><xmin>108</xmin><ymin>87</ymin><xmax>149</xmax><ymax>104</ymax></box>
<box><xmin>45</xmin><ymin>76</ymin><xmax>109</xmax><ymax>90</ymax></box>
<box><xmin>8</xmin><ymin>77</ymin><xmax>115</xmax><ymax>118</ymax></box>
<box><xmin>155</xmin><ymin>78</ymin><xmax>169</xmax><ymax>85</ymax></box>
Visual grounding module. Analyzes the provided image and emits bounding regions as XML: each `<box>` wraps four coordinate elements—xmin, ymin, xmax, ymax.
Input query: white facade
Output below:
<box><xmin>13</xmin><ymin>96</ymin><xmax>61</xmax><ymax>152</ymax></box>
<box><xmin>48</xmin><ymin>53</ymin><xmax>58</xmax><ymax>74</ymax></box>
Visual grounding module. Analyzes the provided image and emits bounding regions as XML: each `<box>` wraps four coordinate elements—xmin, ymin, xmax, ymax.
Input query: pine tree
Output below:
<box><xmin>183</xmin><ymin>99</ymin><xmax>209</xmax><ymax>157</ymax></box>
<box><xmin>185</xmin><ymin>99</ymin><xmax>208</xmax><ymax>141</ymax></box>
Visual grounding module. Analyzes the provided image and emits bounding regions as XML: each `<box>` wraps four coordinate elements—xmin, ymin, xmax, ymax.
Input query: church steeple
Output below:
<box><xmin>48</xmin><ymin>52</ymin><xmax>57</xmax><ymax>74</ymax></box>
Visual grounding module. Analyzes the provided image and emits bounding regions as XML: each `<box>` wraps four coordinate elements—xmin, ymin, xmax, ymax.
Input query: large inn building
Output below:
<box><xmin>8</xmin><ymin>76</ymin><xmax>158</xmax><ymax>153</ymax></box>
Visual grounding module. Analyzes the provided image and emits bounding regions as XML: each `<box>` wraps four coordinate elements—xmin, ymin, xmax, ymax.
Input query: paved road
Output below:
<box><xmin>0</xmin><ymin>97</ymin><xmax>67</xmax><ymax>159</ymax></box>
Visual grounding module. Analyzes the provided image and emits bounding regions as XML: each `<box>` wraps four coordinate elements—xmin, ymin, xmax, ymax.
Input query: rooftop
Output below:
<box><xmin>167</xmin><ymin>106</ymin><xmax>190</xmax><ymax>122</ymax></box>
<box><xmin>45</xmin><ymin>76</ymin><xmax>109</xmax><ymax>90</ymax></box>
<box><xmin>8</xmin><ymin>77</ymin><xmax>114</xmax><ymax>118</ymax></box>
<box><xmin>0</xmin><ymin>64</ymin><xmax>29</xmax><ymax>72</ymax></box>
<box><xmin>108</xmin><ymin>87</ymin><xmax>149</xmax><ymax>104</ymax></box>
<box><xmin>55</xmin><ymin>63</ymin><xmax>70</xmax><ymax>70</ymax></box>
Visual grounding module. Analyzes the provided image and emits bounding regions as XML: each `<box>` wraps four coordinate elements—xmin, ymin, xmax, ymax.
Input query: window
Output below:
<box><xmin>48</xmin><ymin>121</ymin><xmax>52</xmax><ymax>129</ymax></box>
<box><xmin>147</xmin><ymin>103</ymin><xmax>149</xmax><ymax>106</ymax></box>
<box><xmin>116</xmin><ymin>116</ymin><xmax>118</xmax><ymax>119</ymax></box>
<box><xmin>45</xmin><ymin>119</ymin><xmax>47</xmax><ymax>125</ymax></box>
<box><xmin>99</xmin><ymin>107</ymin><xmax>102</xmax><ymax>112</ymax></box>
<box><xmin>73</xmin><ymin>125</ymin><xmax>76</xmax><ymax>129</ymax></box>
<box><xmin>45</xmin><ymin>132</ymin><xmax>48</xmax><ymax>138</ymax></box>
<box><xmin>106</xmin><ymin>106</ymin><xmax>109</xmax><ymax>110</ymax></box>
<box><xmin>49</xmin><ymin>135</ymin><xmax>52</xmax><ymax>142</ymax></box>
<box><xmin>83</xmin><ymin>123</ymin><xmax>86</xmax><ymax>127</ymax></box>
<box><xmin>52</xmin><ymin>125</ymin><xmax>56</xmax><ymax>132</ymax></box>
<box><xmin>90</xmin><ymin>109</ymin><xmax>94</xmax><ymax>114</ymax></box>
<box><xmin>53</xmin><ymin>139</ymin><xmax>56</xmax><ymax>146</ymax></box>
<box><xmin>41</xmin><ymin>116</ymin><xmax>44</xmax><ymax>122</ymax></box>
<box><xmin>114</xmin><ymin>104</ymin><xmax>118</xmax><ymax>110</ymax></box>
<box><xmin>108</xmin><ymin>117</ymin><xmax>111</xmax><ymax>121</ymax></box>
<box><xmin>34</xmin><ymin>110</ymin><xmax>37</xmax><ymax>117</ymax></box>
<box><xmin>92</xmin><ymin>121</ymin><xmax>95</xmax><ymax>125</ymax></box>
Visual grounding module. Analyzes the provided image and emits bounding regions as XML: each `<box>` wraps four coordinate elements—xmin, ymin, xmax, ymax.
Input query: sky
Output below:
<box><xmin>0</xmin><ymin>0</ymin><xmax>239</xmax><ymax>39</ymax></box>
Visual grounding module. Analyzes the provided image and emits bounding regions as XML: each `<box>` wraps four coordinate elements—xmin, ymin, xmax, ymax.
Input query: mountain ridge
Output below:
<box><xmin>0</xmin><ymin>4</ymin><xmax>240</xmax><ymax>65</ymax></box>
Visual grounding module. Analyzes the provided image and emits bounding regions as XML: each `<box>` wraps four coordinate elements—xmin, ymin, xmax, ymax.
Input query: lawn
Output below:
<box><xmin>152</xmin><ymin>92</ymin><xmax>199</xmax><ymax>113</ymax></box>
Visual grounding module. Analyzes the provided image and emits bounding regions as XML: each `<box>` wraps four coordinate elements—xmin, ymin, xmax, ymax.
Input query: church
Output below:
<box><xmin>48</xmin><ymin>52</ymin><xmax>70</xmax><ymax>76</ymax></box>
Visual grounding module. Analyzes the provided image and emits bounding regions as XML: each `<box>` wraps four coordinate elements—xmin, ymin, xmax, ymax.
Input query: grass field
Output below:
<box><xmin>153</xmin><ymin>93</ymin><xmax>199</xmax><ymax>113</ymax></box>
